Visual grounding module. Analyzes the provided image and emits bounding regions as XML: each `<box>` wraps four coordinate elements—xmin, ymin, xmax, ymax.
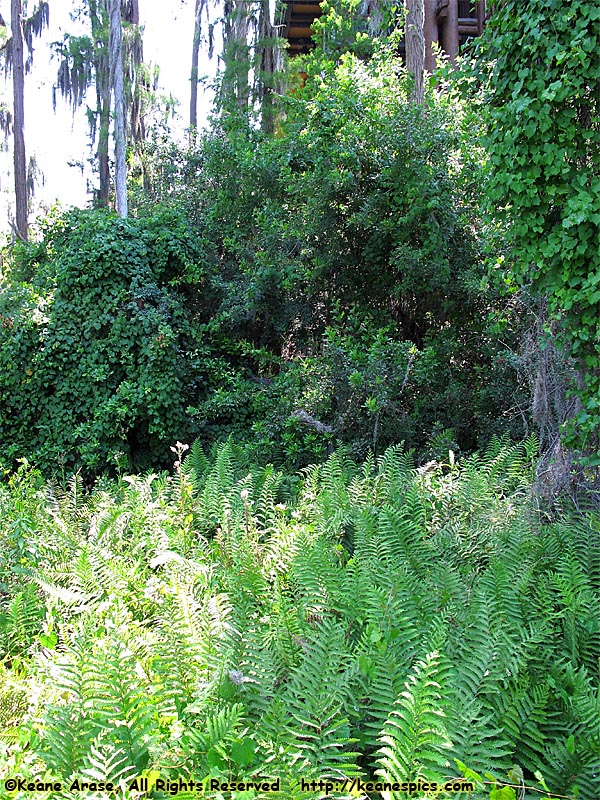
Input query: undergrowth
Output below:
<box><xmin>0</xmin><ymin>436</ymin><xmax>599</xmax><ymax>799</ymax></box>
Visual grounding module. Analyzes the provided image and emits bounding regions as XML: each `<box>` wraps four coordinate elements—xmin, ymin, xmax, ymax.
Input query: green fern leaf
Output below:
<box><xmin>375</xmin><ymin>651</ymin><xmax>453</xmax><ymax>788</ymax></box>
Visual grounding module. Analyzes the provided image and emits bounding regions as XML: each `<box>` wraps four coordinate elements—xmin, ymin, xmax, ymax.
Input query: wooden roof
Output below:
<box><xmin>277</xmin><ymin>0</ymin><xmax>324</xmax><ymax>56</ymax></box>
<box><xmin>278</xmin><ymin>0</ymin><xmax>486</xmax><ymax>61</ymax></box>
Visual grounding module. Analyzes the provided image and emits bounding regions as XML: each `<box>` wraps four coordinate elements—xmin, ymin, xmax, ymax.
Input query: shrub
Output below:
<box><xmin>0</xmin><ymin>208</ymin><xmax>209</xmax><ymax>474</ymax></box>
<box><xmin>130</xmin><ymin>46</ymin><xmax>530</xmax><ymax>461</ymax></box>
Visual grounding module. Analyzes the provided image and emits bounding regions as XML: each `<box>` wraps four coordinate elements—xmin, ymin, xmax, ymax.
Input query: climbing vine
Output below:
<box><xmin>481</xmin><ymin>0</ymin><xmax>600</xmax><ymax>457</ymax></box>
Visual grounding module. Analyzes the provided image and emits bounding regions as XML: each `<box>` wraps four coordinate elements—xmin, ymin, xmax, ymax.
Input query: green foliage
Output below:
<box><xmin>480</xmin><ymin>0</ymin><xmax>600</xmax><ymax>454</ymax></box>
<box><xmin>375</xmin><ymin>652</ymin><xmax>453</xmax><ymax>787</ymax></box>
<box><xmin>129</xmin><ymin>41</ymin><xmax>528</xmax><ymax>464</ymax></box>
<box><xmin>41</xmin><ymin>630</ymin><xmax>155</xmax><ymax>783</ymax></box>
<box><xmin>308</xmin><ymin>0</ymin><xmax>390</xmax><ymax>61</ymax></box>
<box><xmin>0</xmin><ymin>207</ymin><xmax>211</xmax><ymax>474</ymax></box>
<box><xmin>0</xmin><ymin>440</ymin><xmax>598</xmax><ymax>799</ymax></box>
<box><xmin>0</xmin><ymin>584</ymin><xmax>44</xmax><ymax>661</ymax></box>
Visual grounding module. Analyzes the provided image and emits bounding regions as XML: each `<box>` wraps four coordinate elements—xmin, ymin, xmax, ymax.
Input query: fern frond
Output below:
<box><xmin>40</xmin><ymin>625</ymin><xmax>159</xmax><ymax>780</ymax></box>
<box><xmin>152</xmin><ymin>586</ymin><xmax>217</xmax><ymax>713</ymax></box>
<box><xmin>251</xmin><ymin>464</ymin><xmax>285</xmax><ymax>534</ymax></box>
<box><xmin>375</xmin><ymin>651</ymin><xmax>453</xmax><ymax>787</ymax></box>
<box><xmin>289</xmin><ymin>531</ymin><xmax>345</xmax><ymax>618</ymax></box>
<box><xmin>374</xmin><ymin>444</ymin><xmax>414</xmax><ymax>504</ymax></box>
<box><xmin>81</xmin><ymin>734</ymin><xmax>137</xmax><ymax>785</ymax></box>
<box><xmin>182</xmin><ymin>438</ymin><xmax>211</xmax><ymax>490</ymax></box>
<box><xmin>0</xmin><ymin>582</ymin><xmax>44</xmax><ymax>659</ymax></box>
<box><xmin>262</xmin><ymin>619</ymin><xmax>360</xmax><ymax>778</ymax></box>
<box><xmin>356</xmin><ymin>654</ymin><xmax>408</xmax><ymax>759</ymax></box>
<box><xmin>40</xmin><ymin>636</ymin><xmax>98</xmax><ymax>778</ymax></box>
<box><xmin>493</xmin><ymin>678</ymin><xmax>549</xmax><ymax>774</ymax></box>
<box><xmin>0</xmin><ymin>682</ymin><xmax>28</xmax><ymax>743</ymax></box>
<box><xmin>87</xmin><ymin>637</ymin><xmax>155</xmax><ymax>771</ymax></box>
<box><xmin>447</xmin><ymin>697</ymin><xmax>512</xmax><ymax>775</ymax></box>
<box><xmin>177</xmin><ymin>702</ymin><xmax>247</xmax><ymax>776</ymax></box>
<box><xmin>307</xmin><ymin>448</ymin><xmax>357</xmax><ymax>538</ymax></box>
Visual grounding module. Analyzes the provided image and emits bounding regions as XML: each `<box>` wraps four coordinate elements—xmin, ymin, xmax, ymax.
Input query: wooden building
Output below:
<box><xmin>425</xmin><ymin>0</ymin><xmax>486</xmax><ymax>68</ymax></box>
<box><xmin>278</xmin><ymin>0</ymin><xmax>487</xmax><ymax>63</ymax></box>
<box><xmin>278</xmin><ymin>0</ymin><xmax>323</xmax><ymax>57</ymax></box>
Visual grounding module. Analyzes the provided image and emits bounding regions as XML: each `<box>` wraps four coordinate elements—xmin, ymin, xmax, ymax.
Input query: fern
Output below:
<box><xmin>372</xmin><ymin>501</ymin><xmax>433</xmax><ymax>579</ymax></box>
<box><xmin>177</xmin><ymin>702</ymin><xmax>247</xmax><ymax>776</ymax></box>
<box><xmin>304</xmin><ymin>448</ymin><xmax>357</xmax><ymax>537</ymax></box>
<box><xmin>181</xmin><ymin>438</ymin><xmax>211</xmax><ymax>490</ymax></box>
<box><xmin>46</xmin><ymin>472</ymin><xmax>89</xmax><ymax>535</ymax></box>
<box><xmin>0</xmin><ymin>583</ymin><xmax>44</xmax><ymax>659</ymax></box>
<box><xmin>345</xmin><ymin>561</ymin><xmax>423</xmax><ymax>671</ymax></box>
<box><xmin>552</xmin><ymin>551</ymin><xmax>600</xmax><ymax>670</ymax></box>
<box><xmin>259</xmin><ymin>577</ymin><xmax>307</xmax><ymax>673</ymax></box>
<box><xmin>80</xmin><ymin>733</ymin><xmax>137</xmax><ymax>785</ymax></box>
<box><xmin>375</xmin><ymin>651</ymin><xmax>453</xmax><ymax>788</ymax></box>
<box><xmin>447</xmin><ymin>697</ymin><xmax>512</xmax><ymax>776</ymax></box>
<box><xmin>0</xmin><ymin>681</ymin><xmax>28</xmax><ymax>743</ymax></box>
<box><xmin>289</xmin><ymin>530</ymin><xmax>345</xmax><ymax>618</ymax></box>
<box><xmin>3</xmin><ymin>438</ymin><xmax>599</xmax><ymax>800</ymax></box>
<box><xmin>543</xmin><ymin>661</ymin><xmax>600</xmax><ymax>799</ymax></box>
<box><xmin>225</xmin><ymin>620</ymin><xmax>280</xmax><ymax>724</ymax></box>
<box><xmin>492</xmin><ymin>678</ymin><xmax>550</xmax><ymax>774</ymax></box>
<box><xmin>41</xmin><ymin>635</ymin><xmax>98</xmax><ymax>779</ymax></box>
<box><xmin>480</xmin><ymin>436</ymin><xmax>534</xmax><ymax>493</ymax></box>
<box><xmin>192</xmin><ymin>438</ymin><xmax>250</xmax><ymax>536</ymax></box>
<box><xmin>260</xmin><ymin>521</ymin><xmax>302</xmax><ymax>581</ymax></box>
<box><xmin>356</xmin><ymin>654</ymin><xmax>409</xmax><ymax>761</ymax></box>
<box><xmin>86</xmin><ymin>636</ymin><xmax>155</xmax><ymax>772</ymax></box>
<box><xmin>152</xmin><ymin>582</ymin><xmax>236</xmax><ymax>715</ymax></box>
<box><xmin>40</xmin><ymin>624</ymin><xmax>158</xmax><ymax>781</ymax></box>
<box><xmin>251</xmin><ymin>464</ymin><xmax>285</xmax><ymax>534</ymax></box>
<box><xmin>373</xmin><ymin>444</ymin><xmax>415</xmax><ymax>505</ymax></box>
<box><xmin>262</xmin><ymin>619</ymin><xmax>360</xmax><ymax>778</ymax></box>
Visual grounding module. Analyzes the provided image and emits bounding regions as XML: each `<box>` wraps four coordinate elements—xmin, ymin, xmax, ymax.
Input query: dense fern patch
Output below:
<box><xmin>0</xmin><ymin>439</ymin><xmax>599</xmax><ymax>799</ymax></box>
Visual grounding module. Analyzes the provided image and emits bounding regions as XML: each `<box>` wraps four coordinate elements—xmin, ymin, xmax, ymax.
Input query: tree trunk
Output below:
<box><xmin>257</xmin><ymin>0</ymin><xmax>280</xmax><ymax>134</ymax></box>
<box><xmin>404</xmin><ymin>0</ymin><xmax>425</xmax><ymax>104</ymax></box>
<box><xmin>89</xmin><ymin>0</ymin><xmax>111</xmax><ymax>207</ymax></box>
<box><xmin>122</xmin><ymin>0</ymin><xmax>139</xmax><ymax>24</ymax></box>
<box><xmin>109</xmin><ymin>0</ymin><xmax>127</xmax><ymax>217</ymax></box>
<box><xmin>97</xmin><ymin>96</ymin><xmax>111</xmax><ymax>207</ymax></box>
<box><xmin>440</xmin><ymin>0</ymin><xmax>459</xmax><ymax>62</ymax></box>
<box><xmin>11</xmin><ymin>0</ymin><xmax>27</xmax><ymax>240</ymax></box>
<box><xmin>221</xmin><ymin>1</ymin><xmax>251</xmax><ymax>114</ymax></box>
<box><xmin>190</xmin><ymin>0</ymin><xmax>203</xmax><ymax>130</ymax></box>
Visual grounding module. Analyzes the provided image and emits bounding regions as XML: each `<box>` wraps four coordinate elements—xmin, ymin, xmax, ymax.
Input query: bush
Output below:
<box><xmin>130</xmin><ymin>46</ymin><xmax>530</xmax><ymax>462</ymax></box>
<box><xmin>0</xmin><ymin>208</ymin><xmax>209</xmax><ymax>474</ymax></box>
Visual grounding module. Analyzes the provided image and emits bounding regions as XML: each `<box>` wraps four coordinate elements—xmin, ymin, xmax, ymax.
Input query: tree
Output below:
<box><xmin>53</xmin><ymin>0</ymin><xmax>111</xmax><ymax>206</ymax></box>
<box><xmin>109</xmin><ymin>0</ymin><xmax>126</xmax><ymax>216</ymax></box>
<box><xmin>220</xmin><ymin>1</ymin><xmax>252</xmax><ymax>113</ymax></box>
<box><xmin>481</xmin><ymin>0</ymin><xmax>600</xmax><ymax>471</ymax></box>
<box><xmin>53</xmin><ymin>0</ymin><xmax>143</xmax><ymax>208</ymax></box>
<box><xmin>190</xmin><ymin>0</ymin><xmax>209</xmax><ymax>130</ymax></box>
<box><xmin>188</xmin><ymin>0</ymin><xmax>283</xmax><ymax>128</ymax></box>
<box><xmin>404</xmin><ymin>0</ymin><xmax>424</xmax><ymax>103</ymax></box>
<box><xmin>10</xmin><ymin>0</ymin><xmax>26</xmax><ymax>239</ymax></box>
<box><xmin>255</xmin><ymin>0</ymin><xmax>282</xmax><ymax>133</ymax></box>
<box><xmin>0</xmin><ymin>0</ymin><xmax>49</xmax><ymax>240</ymax></box>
